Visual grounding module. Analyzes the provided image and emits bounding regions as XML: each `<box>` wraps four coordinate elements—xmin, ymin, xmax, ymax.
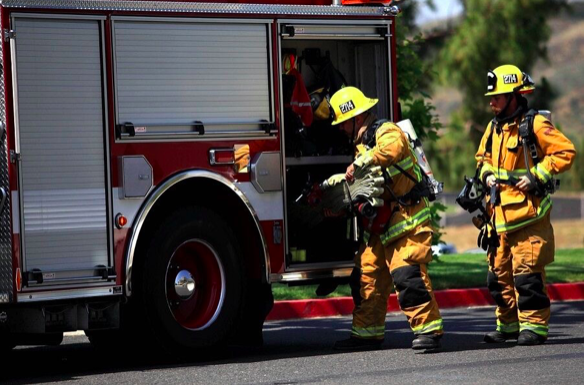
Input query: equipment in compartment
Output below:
<box><xmin>282</xmin><ymin>38</ymin><xmax>390</xmax><ymax>266</ymax></box>
<box><xmin>282</xmin><ymin>47</ymin><xmax>353</xmax><ymax>158</ymax></box>
<box><xmin>287</xmin><ymin>164</ymin><xmax>357</xmax><ymax>265</ymax></box>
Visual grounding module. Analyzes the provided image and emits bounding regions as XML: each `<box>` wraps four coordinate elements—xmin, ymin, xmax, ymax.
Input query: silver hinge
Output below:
<box><xmin>273</xmin><ymin>221</ymin><xmax>282</xmax><ymax>245</ymax></box>
<box><xmin>3</xmin><ymin>29</ymin><xmax>15</xmax><ymax>42</ymax></box>
<box><xmin>10</xmin><ymin>150</ymin><xmax>20</xmax><ymax>164</ymax></box>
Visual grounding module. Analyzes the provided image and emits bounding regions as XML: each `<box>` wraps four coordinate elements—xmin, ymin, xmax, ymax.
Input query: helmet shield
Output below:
<box><xmin>487</xmin><ymin>70</ymin><xmax>497</xmax><ymax>94</ymax></box>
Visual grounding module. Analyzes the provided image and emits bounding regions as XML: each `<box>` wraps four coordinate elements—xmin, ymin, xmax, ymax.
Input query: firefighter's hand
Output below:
<box><xmin>353</xmin><ymin>153</ymin><xmax>374</xmax><ymax>169</ymax></box>
<box><xmin>515</xmin><ymin>175</ymin><xmax>534</xmax><ymax>192</ymax></box>
<box><xmin>346</xmin><ymin>164</ymin><xmax>355</xmax><ymax>183</ymax></box>
<box><xmin>325</xmin><ymin>173</ymin><xmax>346</xmax><ymax>188</ymax></box>
<box><xmin>485</xmin><ymin>174</ymin><xmax>498</xmax><ymax>188</ymax></box>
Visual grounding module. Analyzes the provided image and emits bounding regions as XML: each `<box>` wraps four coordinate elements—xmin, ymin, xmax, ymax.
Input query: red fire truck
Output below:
<box><xmin>0</xmin><ymin>0</ymin><xmax>401</xmax><ymax>352</ymax></box>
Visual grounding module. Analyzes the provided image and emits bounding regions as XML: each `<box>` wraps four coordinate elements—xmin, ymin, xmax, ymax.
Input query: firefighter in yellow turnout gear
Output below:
<box><xmin>329</xmin><ymin>87</ymin><xmax>443</xmax><ymax>351</ymax></box>
<box><xmin>476</xmin><ymin>65</ymin><xmax>576</xmax><ymax>345</ymax></box>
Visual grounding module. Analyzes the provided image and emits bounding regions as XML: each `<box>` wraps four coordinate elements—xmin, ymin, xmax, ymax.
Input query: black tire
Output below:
<box><xmin>1</xmin><ymin>332</ymin><xmax>62</xmax><ymax>348</ymax></box>
<box><xmin>85</xmin><ymin>329</ymin><xmax>127</xmax><ymax>350</ymax></box>
<box><xmin>141</xmin><ymin>206</ymin><xmax>245</xmax><ymax>353</ymax></box>
<box><xmin>85</xmin><ymin>300</ymin><xmax>143</xmax><ymax>351</ymax></box>
<box><xmin>44</xmin><ymin>332</ymin><xmax>64</xmax><ymax>346</ymax></box>
<box><xmin>231</xmin><ymin>281</ymin><xmax>274</xmax><ymax>347</ymax></box>
<box><xmin>0</xmin><ymin>333</ymin><xmax>15</xmax><ymax>351</ymax></box>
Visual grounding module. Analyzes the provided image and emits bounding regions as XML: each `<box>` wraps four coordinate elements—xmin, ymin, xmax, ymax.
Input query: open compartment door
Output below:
<box><xmin>278</xmin><ymin>20</ymin><xmax>394</xmax><ymax>278</ymax></box>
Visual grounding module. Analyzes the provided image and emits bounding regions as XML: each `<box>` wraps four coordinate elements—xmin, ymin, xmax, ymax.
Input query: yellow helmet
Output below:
<box><xmin>485</xmin><ymin>64</ymin><xmax>535</xmax><ymax>96</ymax></box>
<box><xmin>309</xmin><ymin>87</ymin><xmax>332</xmax><ymax>121</ymax></box>
<box><xmin>329</xmin><ymin>86</ymin><xmax>378</xmax><ymax>125</ymax></box>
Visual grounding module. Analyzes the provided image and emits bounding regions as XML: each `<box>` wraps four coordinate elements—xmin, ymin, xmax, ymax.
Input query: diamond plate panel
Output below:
<box><xmin>0</xmin><ymin>6</ymin><xmax>14</xmax><ymax>303</ymax></box>
<box><xmin>2</xmin><ymin>0</ymin><xmax>391</xmax><ymax>17</ymax></box>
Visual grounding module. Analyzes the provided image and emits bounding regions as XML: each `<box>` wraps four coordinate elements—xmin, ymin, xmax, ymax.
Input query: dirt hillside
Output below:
<box><xmin>442</xmin><ymin>219</ymin><xmax>584</xmax><ymax>253</ymax></box>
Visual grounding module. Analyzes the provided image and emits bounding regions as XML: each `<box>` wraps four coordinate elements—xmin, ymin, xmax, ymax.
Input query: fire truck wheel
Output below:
<box><xmin>142</xmin><ymin>206</ymin><xmax>245</xmax><ymax>352</ymax></box>
<box><xmin>231</xmin><ymin>281</ymin><xmax>273</xmax><ymax>347</ymax></box>
<box><xmin>0</xmin><ymin>334</ymin><xmax>15</xmax><ymax>351</ymax></box>
<box><xmin>85</xmin><ymin>329</ymin><xmax>126</xmax><ymax>350</ymax></box>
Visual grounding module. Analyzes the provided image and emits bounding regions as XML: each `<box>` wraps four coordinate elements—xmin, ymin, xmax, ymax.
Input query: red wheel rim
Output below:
<box><xmin>165</xmin><ymin>239</ymin><xmax>225</xmax><ymax>330</ymax></box>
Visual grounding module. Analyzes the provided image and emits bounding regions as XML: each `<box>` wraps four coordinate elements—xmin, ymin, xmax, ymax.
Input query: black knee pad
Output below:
<box><xmin>514</xmin><ymin>273</ymin><xmax>550</xmax><ymax>310</ymax></box>
<box><xmin>349</xmin><ymin>267</ymin><xmax>362</xmax><ymax>308</ymax></box>
<box><xmin>391</xmin><ymin>265</ymin><xmax>431</xmax><ymax>309</ymax></box>
<box><xmin>487</xmin><ymin>271</ymin><xmax>508</xmax><ymax>308</ymax></box>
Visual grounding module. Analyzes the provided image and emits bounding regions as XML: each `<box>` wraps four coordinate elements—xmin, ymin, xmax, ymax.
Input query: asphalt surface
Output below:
<box><xmin>2</xmin><ymin>301</ymin><xmax>584</xmax><ymax>384</ymax></box>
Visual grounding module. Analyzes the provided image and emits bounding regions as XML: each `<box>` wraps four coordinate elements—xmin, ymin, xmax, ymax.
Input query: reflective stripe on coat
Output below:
<box><xmin>475</xmin><ymin>114</ymin><xmax>576</xmax><ymax>233</ymax></box>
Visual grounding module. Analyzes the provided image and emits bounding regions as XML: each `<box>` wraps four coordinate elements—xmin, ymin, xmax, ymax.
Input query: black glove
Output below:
<box><xmin>477</xmin><ymin>225</ymin><xmax>500</xmax><ymax>252</ymax></box>
<box><xmin>477</xmin><ymin>226</ymin><xmax>489</xmax><ymax>251</ymax></box>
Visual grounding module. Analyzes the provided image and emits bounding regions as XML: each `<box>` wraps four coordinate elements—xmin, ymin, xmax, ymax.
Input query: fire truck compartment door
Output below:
<box><xmin>112</xmin><ymin>18</ymin><xmax>272</xmax><ymax>136</ymax></box>
<box><xmin>12</xmin><ymin>16</ymin><xmax>111</xmax><ymax>283</ymax></box>
<box><xmin>280</xmin><ymin>23</ymin><xmax>388</xmax><ymax>40</ymax></box>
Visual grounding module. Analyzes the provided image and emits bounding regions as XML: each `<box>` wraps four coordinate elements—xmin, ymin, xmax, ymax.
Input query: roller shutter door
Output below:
<box><xmin>13</xmin><ymin>16</ymin><xmax>109</xmax><ymax>278</ymax></box>
<box><xmin>113</xmin><ymin>19</ymin><xmax>271</xmax><ymax>133</ymax></box>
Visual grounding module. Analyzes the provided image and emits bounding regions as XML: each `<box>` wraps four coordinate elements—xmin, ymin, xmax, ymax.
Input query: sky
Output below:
<box><xmin>414</xmin><ymin>0</ymin><xmax>463</xmax><ymax>25</ymax></box>
<box><xmin>414</xmin><ymin>0</ymin><xmax>584</xmax><ymax>25</ymax></box>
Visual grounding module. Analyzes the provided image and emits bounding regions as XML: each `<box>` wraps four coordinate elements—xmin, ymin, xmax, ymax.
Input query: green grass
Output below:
<box><xmin>272</xmin><ymin>248</ymin><xmax>584</xmax><ymax>300</ymax></box>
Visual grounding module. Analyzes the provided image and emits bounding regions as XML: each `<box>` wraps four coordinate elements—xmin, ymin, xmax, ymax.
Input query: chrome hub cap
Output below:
<box><xmin>174</xmin><ymin>270</ymin><xmax>196</xmax><ymax>300</ymax></box>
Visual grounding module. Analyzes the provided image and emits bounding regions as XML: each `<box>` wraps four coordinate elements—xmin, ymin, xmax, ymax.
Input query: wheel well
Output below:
<box><xmin>131</xmin><ymin>176</ymin><xmax>267</xmax><ymax>297</ymax></box>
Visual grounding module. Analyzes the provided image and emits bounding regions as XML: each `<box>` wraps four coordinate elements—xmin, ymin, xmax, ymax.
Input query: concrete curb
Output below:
<box><xmin>266</xmin><ymin>282</ymin><xmax>584</xmax><ymax>321</ymax></box>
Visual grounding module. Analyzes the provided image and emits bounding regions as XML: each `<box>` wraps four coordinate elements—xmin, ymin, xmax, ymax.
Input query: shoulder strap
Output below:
<box><xmin>518</xmin><ymin>109</ymin><xmax>550</xmax><ymax>196</ymax></box>
<box><xmin>362</xmin><ymin>119</ymin><xmax>388</xmax><ymax>149</ymax></box>
<box><xmin>518</xmin><ymin>109</ymin><xmax>539</xmax><ymax>164</ymax></box>
<box><xmin>485</xmin><ymin>119</ymin><xmax>496</xmax><ymax>154</ymax></box>
<box><xmin>392</xmin><ymin>162</ymin><xmax>419</xmax><ymax>184</ymax></box>
<box><xmin>391</xmin><ymin>163</ymin><xmax>433</xmax><ymax>205</ymax></box>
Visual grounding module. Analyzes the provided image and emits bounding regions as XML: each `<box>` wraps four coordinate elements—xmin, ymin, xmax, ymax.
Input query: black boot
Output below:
<box><xmin>412</xmin><ymin>333</ymin><xmax>442</xmax><ymax>352</ymax></box>
<box><xmin>483</xmin><ymin>331</ymin><xmax>519</xmax><ymax>343</ymax></box>
<box><xmin>517</xmin><ymin>330</ymin><xmax>546</xmax><ymax>346</ymax></box>
<box><xmin>333</xmin><ymin>337</ymin><xmax>383</xmax><ymax>351</ymax></box>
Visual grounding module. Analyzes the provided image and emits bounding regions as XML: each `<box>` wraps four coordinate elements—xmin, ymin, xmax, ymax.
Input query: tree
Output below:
<box><xmin>395</xmin><ymin>5</ymin><xmax>446</xmax><ymax>245</ymax></box>
<box><xmin>430</xmin><ymin>0</ymin><xmax>568</xmax><ymax>192</ymax></box>
<box><xmin>439</xmin><ymin>0</ymin><xmax>568</xmax><ymax>138</ymax></box>
<box><xmin>396</xmin><ymin>1</ymin><xmax>441</xmax><ymax>140</ymax></box>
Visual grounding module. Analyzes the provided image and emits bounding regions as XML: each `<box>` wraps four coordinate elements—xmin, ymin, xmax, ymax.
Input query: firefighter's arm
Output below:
<box><xmin>530</xmin><ymin>116</ymin><xmax>577</xmax><ymax>184</ymax></box>
<box><xmin>476</xmin><ymin>122</ymin><xmax>495</xmax><ymax>184</ymax></box>
<box><xmin>370</xmin><ymin>123</ymin><xmax>404</xmax><ymax>168</ymax></box>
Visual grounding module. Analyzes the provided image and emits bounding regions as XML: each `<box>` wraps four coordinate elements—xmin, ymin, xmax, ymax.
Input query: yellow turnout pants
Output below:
<box><xmin>351</xmin><ymin>227</ymin><xmax>443</xmax><ymax>340</ymax></box>
<box><xmin>487</xmin><ymin>213</ymin><xmax>555</xmax><ymax>338</ymax></box>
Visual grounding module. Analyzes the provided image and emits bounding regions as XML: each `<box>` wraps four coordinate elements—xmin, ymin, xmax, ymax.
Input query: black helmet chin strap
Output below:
<box><xmin>349</xmin><ymin>117</ymin><xmax>356</xmax><ymax>149</ymax></box>
<box><xmin>494</xmin><ymin>93</ymin><xmax>526</xmax><ymax>130</ymax></box>
<box><xmin>495</xmin><ymin>93</ymin><xmax>515</xmax><ymax>120</ymax></box>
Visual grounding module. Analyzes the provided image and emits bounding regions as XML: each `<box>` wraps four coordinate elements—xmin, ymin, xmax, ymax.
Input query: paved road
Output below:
<box><xmin>3</xmin><ymin>301</ymin><xmax>584</xmax><ymax>384</ymax></box>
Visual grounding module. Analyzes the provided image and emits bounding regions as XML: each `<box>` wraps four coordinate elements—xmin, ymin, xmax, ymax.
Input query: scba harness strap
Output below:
<box><xmin>486</xmin><ymin>110</ymin><xmax>558</xmax><ymax>197</ymax></box>
<box><xmin>518</xmin><ymin>109</ymin><xmax>559</xmax><ymax>197</ymax></box>
<box><xmin>358</xmin><ymin>120</ymin><xmax>436</xmax><ymax>242</ymax></box>
<box><xmin>518</xmin><ymin>110</ymin><xmax>539</xmax><ymax>163</ymax></box>
<box><xmin>362</xmin><ymin>118</ymin><xmax>388</xmax><ymax>149</ymax></box>
<box><xmin>363</xmin><ymin>119</ymin><xmax>436</xmax><ymax>206</ymax></box>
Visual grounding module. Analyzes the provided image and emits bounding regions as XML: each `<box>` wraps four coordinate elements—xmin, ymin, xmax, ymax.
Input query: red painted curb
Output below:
<box><xmin>266</xmin><ymin>282</ymin><xmax>584</xmax><ymax>321</ymax></box>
